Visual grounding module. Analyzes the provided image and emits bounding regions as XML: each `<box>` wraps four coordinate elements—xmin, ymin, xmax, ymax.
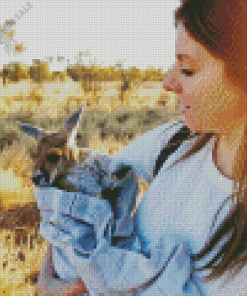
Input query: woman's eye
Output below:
<box><xmin>181</xmin><ymin>69</ymin><xmax>194</xmax><ymax>76</ymax></box>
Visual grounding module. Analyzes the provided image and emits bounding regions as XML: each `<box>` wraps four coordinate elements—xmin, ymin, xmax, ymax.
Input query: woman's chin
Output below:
<box><xmin>183</xmin><ymin>120</ymin><xmax>200</xmax><ymax>134</ymax></box>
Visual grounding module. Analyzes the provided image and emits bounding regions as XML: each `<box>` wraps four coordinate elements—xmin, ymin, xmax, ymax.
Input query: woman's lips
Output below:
<box><xmin>177</xmin><ymin>100</ymin><xmax>190</xmax><ymax>108</ymax></box>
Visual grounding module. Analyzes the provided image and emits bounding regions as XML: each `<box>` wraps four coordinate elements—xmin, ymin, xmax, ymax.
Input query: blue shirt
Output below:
<box><xmin>35</xmin><ymin>119</ymin><xmax>236</xmax><ymax>295</ymax></box>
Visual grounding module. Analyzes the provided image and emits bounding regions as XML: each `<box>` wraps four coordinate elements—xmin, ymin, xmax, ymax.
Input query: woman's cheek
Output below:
<box><xmin>186</xmin><ymin>100</ymin><xmax>218</xmax><ymax>132</ymax></box>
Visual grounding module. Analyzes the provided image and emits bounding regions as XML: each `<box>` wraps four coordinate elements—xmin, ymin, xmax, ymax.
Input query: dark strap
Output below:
<box><xmin>153</xmin><ymin>125</ymin><xmax>192</xmax><ymax>177</ymax></box>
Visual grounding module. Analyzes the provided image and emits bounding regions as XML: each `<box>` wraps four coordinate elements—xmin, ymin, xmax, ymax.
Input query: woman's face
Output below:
<box><xmin>163</xmin><ymin>24</ymin><xmax>247</xmax><ymax>137</ymax></box>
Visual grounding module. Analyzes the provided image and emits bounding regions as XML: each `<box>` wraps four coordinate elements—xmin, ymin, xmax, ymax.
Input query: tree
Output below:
<box><xmin>1</xmin><ymin>19</ymin><xmax>27</xmax><ymax>86</ymax></box>
<box><xmin>30</xmin><ymin>60</ymin><xmax>51</xmax><ymax>83</ymax></box>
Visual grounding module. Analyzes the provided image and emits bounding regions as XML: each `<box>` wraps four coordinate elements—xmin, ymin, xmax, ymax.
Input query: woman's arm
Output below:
<box><xmin>37</xmin><ymin>244</ymin><xmax>89</xmax><ymax>295</ymax></box>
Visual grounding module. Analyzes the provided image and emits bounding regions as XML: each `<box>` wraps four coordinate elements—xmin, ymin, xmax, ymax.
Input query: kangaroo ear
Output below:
<box><xmin>58</xmin><ymin>107</ymin><xmax>84</xmax><ymax>148</ymax></box>
<box><xmin>58</xmin><ymin>107</ymin><xmax>84</xmax><ymax>135</ymax></box>
<box><xmin>18</xmin><ymin>122</ymin><xmax>45</xmax><ymax>140</ymax></box>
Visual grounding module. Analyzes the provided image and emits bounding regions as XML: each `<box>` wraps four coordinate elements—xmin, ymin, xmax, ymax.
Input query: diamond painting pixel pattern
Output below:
<box><xmin>2</xmin><ymin>2</ymin><xmax>244</xmax><ymax>294</ymax></box>
<box><xmin>0</xmin><ymin>60</ymin><xmax>201</xmax><ymax>295</ymax></box>
<box><xmin>36</xmin><ymin>149</ymin><xmax>140</xmax><ymax>281</ymax></box>
<box><xmin>1</xmin><ymin>96</ymin><xmax>232</xmax><ymax>294</ymax></box>
<box><xmin>1</xmin><ymin>99</ymin><xmax>228</xmax><ymax>294</ymax></box>
<box><xmin>31</xmin><ymin>120</ymin><xmax>205</xmax><ymax>295</ymax></box>
<box><xmin>0</xmin><ymin>79</ymin><xmax>179</xmax><ymax>294</ymax></box>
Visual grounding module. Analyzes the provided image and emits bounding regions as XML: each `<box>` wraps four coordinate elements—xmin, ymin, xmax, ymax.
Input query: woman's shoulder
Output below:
<box><xmin>137</xmin><ymin>119</ymin><xmax>186</xmax><ymax>140</ymax></box>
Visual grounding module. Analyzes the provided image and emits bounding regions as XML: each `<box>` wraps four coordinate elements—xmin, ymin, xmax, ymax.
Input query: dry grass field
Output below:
<box><xmin>0</xmin><ymin>78</ymin><xmax>182</xmax><ymax>295</ymax></box>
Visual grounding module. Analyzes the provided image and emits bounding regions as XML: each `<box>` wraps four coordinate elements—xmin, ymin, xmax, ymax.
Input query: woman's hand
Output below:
<box><xmin>37</xmin><ymin>244</ymin><xmax>89</xmax><ymax>295</ymax></box>
<box><xmin>64</xmin><ymin>279</ymin><xmax>89</xmax><ymax>295</ymax></box>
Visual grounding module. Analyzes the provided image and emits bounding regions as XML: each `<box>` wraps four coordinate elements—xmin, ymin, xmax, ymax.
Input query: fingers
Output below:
<box><xmin>37</xmin><ymin>278</ymin><xmax>82</xmax><ymax>296</ymax></box>
<box><xmin>37</xmin><ymin>244</ymin><xmax>83</xmax><ymax>295</ymax></box>
<box><xmin>40</xmin><ymin>243</ymin><xmax>54</xmax><ymax>278</ymax></box>
<box><xmin>37</xmin><ymin>246</ymin><xmax>52</xmax><ymax>295</ymax></box>
<box><xmin>39</xmin><ymin>244</ymin><xmax>57</xmax><ymax>279</ymax></box>
<box><xmin>46</xmin><ymin>244</ymin><xmax>54</xmax><ymax>275</ymax></box>
<box><xmin>65</xmin><ymin>279</ymin><xmax>89</xmax><ymax>295</ymax></box>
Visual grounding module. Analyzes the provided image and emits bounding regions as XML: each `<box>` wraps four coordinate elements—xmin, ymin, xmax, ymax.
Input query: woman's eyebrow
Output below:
<box><xmin>176</xmin><ymin>54</ymin><xmax>201</xmax><ymax>67</ymax></box>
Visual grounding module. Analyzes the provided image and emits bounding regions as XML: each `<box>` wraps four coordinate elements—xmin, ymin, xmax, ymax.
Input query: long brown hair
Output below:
<box><xmin>172</xmin><ymin>0</ymin><xmax>247</xmax><ymax>285</ymax></box>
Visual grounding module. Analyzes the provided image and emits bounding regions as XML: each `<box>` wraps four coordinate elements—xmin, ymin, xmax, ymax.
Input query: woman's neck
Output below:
<box><xmin>212</xmin><ymin>119</ymin><xmax>247</xmax><ymax>182</ymax></box>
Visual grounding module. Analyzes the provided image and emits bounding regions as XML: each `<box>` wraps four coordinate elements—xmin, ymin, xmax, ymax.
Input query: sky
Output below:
<box><xmin>0</xmin><ymin>0</ymin><xmax>181</xmax><ymax>72</ymax></box>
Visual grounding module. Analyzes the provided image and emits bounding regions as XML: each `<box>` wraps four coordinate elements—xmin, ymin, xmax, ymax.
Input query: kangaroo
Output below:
<box><xmin>18</xmin><ymin>107</ymin><xmax>138</xmax><ymax>244</ymax></box>
<box><xmin>18</xmin><ymin>107</ymin><xmax>95</xmax><ymax>192</ymax></box>
<box><xmin>19</xmin><ymin>107</ymin><xmax>135</xmax><ymax>220</ymax></box>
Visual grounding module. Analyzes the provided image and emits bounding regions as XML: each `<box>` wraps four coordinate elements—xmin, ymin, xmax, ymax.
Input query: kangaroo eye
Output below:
<box><xmin>46</xmin><ymin>153</ymin><xmax>60</xmax><ymax>163</ymax></box>
<box><xmin>41</xmin><ymin>137</ymin><xmax>50</xmax><ymax>144</ymax></box>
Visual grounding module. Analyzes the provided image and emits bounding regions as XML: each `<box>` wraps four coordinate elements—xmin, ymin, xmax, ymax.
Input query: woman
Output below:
<box><xmin>37</xmin><ymin>0</ymin><xmax>247</xmax><ymax>294</ymax></box>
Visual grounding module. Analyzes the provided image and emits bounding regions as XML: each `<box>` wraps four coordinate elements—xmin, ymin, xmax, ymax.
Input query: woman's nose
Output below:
<box><xmin>163</xmin><ymin>76</ymin><xmax>182</xmax><ymax>93</ymax></box>
<box><xmin>163</xmin><ymin>80</ymin><xmax>174</xmax><ymax>92</ymax></box>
